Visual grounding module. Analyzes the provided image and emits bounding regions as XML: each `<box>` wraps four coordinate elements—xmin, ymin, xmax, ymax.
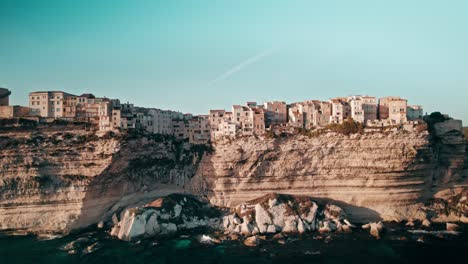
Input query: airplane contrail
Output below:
<box><xmin>207</xmin><ymin>47</ymin><xmax>276</xmax><ymax>86</ymax></box>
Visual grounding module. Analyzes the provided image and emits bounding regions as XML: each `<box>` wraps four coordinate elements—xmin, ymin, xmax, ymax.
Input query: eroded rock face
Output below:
<box><xmin>0</xmin><ymin>129</ymin><xmax>205</xmax><ymax>234</ymax></box>
<box><xmin>222</xmin><ymin>193</ymin><xmax>354</xmax><ymax>237</ymax></box>
<box><xmin>191</xmin><ymin>126</ymin><xmax>467</xmax><ymax>222</ymax></box>
<box><xmin>111</xmin><ymin>194</ymin><xmax>220</xmax><ymax>241</ymax></box>
<box><xmin>0</xmin><ymin>120</ymin><xmax>466</xmax><ymax>235</ymax></box>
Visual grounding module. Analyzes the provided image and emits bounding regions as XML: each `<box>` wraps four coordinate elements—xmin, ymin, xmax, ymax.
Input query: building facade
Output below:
<box><xmin>329</xmin><ymin>97</ymin><xmax>351</xmax><ymax>124</ymax></box>
<box><xmin>189</xmin><ymin>115</ymin><xmax>211</xmax><ymax>144</ymax></box>
<box><xmin>379</xmin><ymin>96</ymin><xmax>408</xmax><ymax>124</ymax></box>
<box><xmin>209</xmin><ymin>110</ymin><xmax>226</xmax><ymax>140</ymax></box>
<box><xmin>29</xmin><ymin>91</ymin><xmax>75</xmax><ymax>118</ymax></box>
<box><xmin>263</xmin><ymin>101</ymin><xmax>287</xmax><ymax>127</ymax></box>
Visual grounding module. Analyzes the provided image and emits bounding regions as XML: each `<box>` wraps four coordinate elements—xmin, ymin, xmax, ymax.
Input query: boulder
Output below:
<box><xmin>446</xmin><ymin>223</ymin><xmax>459</xmax><ymax>231</ymax></box>
<box><xmin>297</xmin><ymin>219</ymin><xmax>307</xmax><ymax>234</ymax></box>
<box><xmin>282</xmin><ymin>216</ymin><xmax>298</xmax><ymax>233</ymax></box>
<box><xmin>222</xmin><ymin>216</ymin><xmax>231</xmax><ymax>229</ymax></box>
<box><xmin>318</xmin><ymin>221</ymin><xmax>331</xmax><ymax>233</ymax></box>
<box><xmin>255</xmin><ymin>204</ymin><xmax>273</xmax><ymax>233</ymax></box>
<box><xmin>173</xmin><ymin>204</ymin><xmax>182</xmax><ymax>218</ymax></box>
<box><xmin>239</xmin><ymin>221</ymin><xmax>253</xmax><ymax>235</ymax></box>
<box><xmin>323</xmin><ymin>204</ymin><xmax>346</xmax><ymax>222</ymax></box>
<box><xmin>266</xmin><ymin>225</ymin><xmax>277</xmax><ymax>233</ymax></box>
<box><xmin>144</xmin><ymin>213</ymin><xmax>160</xmax><ymax>236</ymax></box>
<box><xmin>340</xmin><ymin>225</ymin><xmax>352</xmax><ymax>233</ymax></box>
<box><xmin>301</xmin><ymin>202</ymin><xmax>318</xmax><ymax>226</ymax></box>
<box><xmin>421</xmin><ymin>218</ymin><xmax>431</xmax><ymax>228</ymax></box>
<box><xmin>244</xmin><ymin>236</ymin><xmax>260</xmax><ymax>247</ymax></box>
<box><xmin>362</xmin><ymin>222</ymin><xmax>384</xmax><ymax>239</ymax></box>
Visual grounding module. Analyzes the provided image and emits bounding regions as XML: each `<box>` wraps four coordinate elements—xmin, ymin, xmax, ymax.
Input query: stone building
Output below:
<box><xmin>0</xmin><ymin>88</ymin><xmax>11</xmax><ymax>106</ymax></box>
<box><xmin>172</xmin><ymin>118</ymin><xmax>191</xmax><ymax>140</ymax></box>
<box><xmin>251</xmin><ymin>107</ymin><xmax>266</xmax><ymax>135</ymax></box>
<box><xmin>288</xmin><ymin>103</ymin><xmax>305</xmax><ymax>128</ymax></box>
<box><xmin>0</xmin><ymin>105</ymin><xmax>31</xmax><ymax>118</ymax></box>
<box><xmin>348</xmin><ymin>96</ymin><xmax>365</xmax><ymax>123</ymax></box>
<box><xmin>303</xmin><ymin>100</ymin><xmax>332</xmax><ymax>128</ymax></box>
<box><xmin>379</xmin><ymin>96</ymin><xmax>407</xmax><ymax>124</ymax></box>
<box><xmin>232</xmin><ymin>103</ymin><xmax>265</xmax><ymax>136</ymax></box>
<box><xmin>209</xmin><ymin>110</ymin><xmax>226</xmax><ymax>140</ymax></box>
<box><xmin>263</xmin><ymin>101</ymin><xmax>287</xmax><ymax>127</ymax></box>
<box><xmin>407</xmin><ymin>105</ymin><xmax>423</xmax><ymax>121</ymax></box>
<box><xmin>189</xmin><ymin>115</ymin><xmax>211</xmax><ymax>144</ymax></box>
<box><xmin>361</xmin><ymin>96</ymin><xmax>378</xmax><ymax>123</ymax></box>
<box><xmin>347</xmin><ymin>95</ymin><xmax>377</xmax><ymax>123</ymax></box>
<box><xmin>329</xmin><ymin>97</ymin><xmax>351</xmax><ymax>124</ymax></box>
<box><xmin>29</xmin><ymin>91</ymin><xmax>75</xmax><ymax>118</ymax></box>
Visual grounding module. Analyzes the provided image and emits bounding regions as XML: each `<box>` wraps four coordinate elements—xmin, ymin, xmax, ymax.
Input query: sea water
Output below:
<box><xmin>0</xmin><ymin>225</ymin><xmax>467</xmax><ymax>264</ymax></box>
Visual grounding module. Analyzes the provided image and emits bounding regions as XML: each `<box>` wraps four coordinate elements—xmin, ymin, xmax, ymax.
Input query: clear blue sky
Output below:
<box><xmin>1</xmin><ymin>0</ymin><xmax>467</xmax><ymax>124</ymax></box>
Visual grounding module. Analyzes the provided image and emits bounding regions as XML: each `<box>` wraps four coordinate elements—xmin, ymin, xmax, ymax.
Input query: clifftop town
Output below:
<box><xmin>1</xmin><ymin>89</ymin><xmax>427</xmax><ymax>144</ymax></box>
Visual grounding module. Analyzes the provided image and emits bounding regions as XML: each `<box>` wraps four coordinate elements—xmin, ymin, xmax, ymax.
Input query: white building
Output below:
<box><xmin>329</xmin><ymin>97</ymin><xmax>351</xmax><ymax>124</ymax></box>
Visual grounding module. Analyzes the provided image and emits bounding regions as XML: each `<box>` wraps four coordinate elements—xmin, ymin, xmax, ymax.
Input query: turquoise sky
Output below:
<box><xmin>1</xmin><ymin>0</ymin><xmax>467</xmax><ymax>123</ymax></box>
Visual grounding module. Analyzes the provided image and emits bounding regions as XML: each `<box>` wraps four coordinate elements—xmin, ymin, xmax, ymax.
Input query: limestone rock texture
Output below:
<box><xmin>0</xmin><ymin>119</ymin><xmax>466</xmax><ymax>235</ymax></box>
<box><xmin>0</xmin><ymin>129</ymin><xmax>203</xmax><ymax>235</ymax></box>
<box><xmin>111</xmin><ymin>194</ymin><xmax>220</xmax><ymax>241</ymax></box>
<box><xmin>222</xmin><ymin>193</ymin><xmax>353</xmax><ymax>236</ymax></box>
<box><xmin>191</xmin><ymin>122</ymin><xmax>467</xmax><ymax>222</ymax></box>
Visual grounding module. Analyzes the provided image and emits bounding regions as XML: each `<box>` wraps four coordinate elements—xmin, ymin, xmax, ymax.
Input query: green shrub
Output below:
<box><xmin>323</xmin><ymin>117</ymin><xmax>363</xmax><ymax>135</ymax></box>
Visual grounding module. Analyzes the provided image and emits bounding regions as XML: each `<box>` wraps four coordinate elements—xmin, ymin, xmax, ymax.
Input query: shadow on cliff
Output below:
<box><xmin>309</xmin><ymin>196</ymin><xmax>383</xmax><ymax>223</ymax></box>
<box><xmin>65</xmin><ymin>134</ymin><xmax>203</xmax><ymax>233</ymax></box>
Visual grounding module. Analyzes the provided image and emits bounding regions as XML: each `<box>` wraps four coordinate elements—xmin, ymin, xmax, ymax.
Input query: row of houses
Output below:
<box><xmin>0</xmin><ymin>88</ymin><xmax>424</xmax><ymax>144</ymax></box>
<box><xmin>207</xmin><ymin>96</ymin><xmax>423</xmax><ymax>140</ymax></box>
<box><xmin>1</xmin><ymin>88</ymin><xmax>212</xmax><ymax>144</ymax></box>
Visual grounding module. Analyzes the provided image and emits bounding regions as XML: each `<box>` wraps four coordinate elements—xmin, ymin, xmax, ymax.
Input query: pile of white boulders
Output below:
<box><xmin>222</xmin><ymin>193</ymin><xmax>355</xmax><ymax>237</ymax></box>
<box><xmin>110</xmin><ymin>194</ymin><xmax>220</xmax><ymax>241</ymax></box>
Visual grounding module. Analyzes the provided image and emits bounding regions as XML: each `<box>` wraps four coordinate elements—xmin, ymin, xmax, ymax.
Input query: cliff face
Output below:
<box><xmin>191</xmin><ymin>122</ymin><xmax>467</xmax><ymax>222</ymax></box>
<box><xmin>0</xmin><ymin>129</ymin><xmax>201</xmax><ymax>234</ymax></box>
<box><xmin>0</xmin><ymin>120</ymin><xmax>466</xmax><ymax>235</ymax></box>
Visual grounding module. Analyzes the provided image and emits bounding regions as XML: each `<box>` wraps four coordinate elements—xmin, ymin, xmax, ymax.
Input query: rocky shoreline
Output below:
<box><xmin>108</xmin><ymin>193</ymin><xmax>466</xmax><ymax>246</ymax></box>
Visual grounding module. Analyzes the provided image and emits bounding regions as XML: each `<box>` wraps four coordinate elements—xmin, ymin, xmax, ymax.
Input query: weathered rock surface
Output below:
<box><xmin>0</xmin><ymin>119</ymin><xmax>467</xmax><ymax>235</ymax></box>
<box><xmin>243</xmin><ymin>235</ymin><xmax>260</xmax><ymax>247</ymax></box>
<box><xmin>0</xmin><ymin>129</ymin><xmax>206</xmax><ymax>234</ymax></box>
<box><xmin>191</xmin><ymin>121</ymin><xmax>468</xmax><ymax>223</ymax></box>
<box><xmin>362</xmin><ymin>222</ymin><xmax>385</xmax><ymax>239</ymax></box>
<box><xmin>222</xmin><ymin>193</ymin><xmax>353</xmax><ymax>236</ymax></box>
<box><xmin>111</xmin><ymin>194</ymin><xmax>220</xmax><ymax>241</ymax></box>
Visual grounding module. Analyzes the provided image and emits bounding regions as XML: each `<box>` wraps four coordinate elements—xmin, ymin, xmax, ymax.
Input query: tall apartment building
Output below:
<box><xmin>263</xmin><ymin>101</ymin><xmax>287</xmax><ymax>127</ymax></box>
<box><xmin>232</xmin><ymin>103</ymin><xmax>265</xmax><ymax>135</ymax></box>
<box><xmin>348</xmin><ymin>96</ymin><xmax>365</xmax><ymax>123</ymax></box>
<box><xmin>251</xmin><ymin>107</ymin><xmax>265</xmax><ymax>135</ymax></box>
<box><xmin>0</xmin><ymin>88</ymin><xmax>11</xmax><ymax>106</ymax></box>
<box><xmin>209</xmin><ymin>110</ymin><xmax>226</xmax><ymax>140</ymax></box>
<box><xmin>329</xmin><ymin>97</ymin><xmax>351</xmax><ymax>124</ymax></box>
<box><xmin>303</xmin><ymin>100</ymin><xmax>332</xmax><ymax>128</ymax></box>
<box><xmin>29</xmin><ymin>91</ymin><xmax>75</xmax><ymax>118</ymax></box>
<box><xmin>288</xmin><ymin>103</ymin><xmax>305</xmax><ymax>128</ymax></box>
<box><xmin>379</xmin><ymin>96</ymin><xmax>407</xmax><ymax>124</ymax></box>
<box><xmin>361</xmin><ymin>96</ymin><xmax>378</xmax><ymax>122</ymax></box>
<box><xmin>189</xmin><ymin>115</ymin><xmax>211</xmax><ymax>144</ymax></box>
<box><xmin>347</xmin><ymin>96</ymin><xmax>377</xmax><ymax>124</ymax></box>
